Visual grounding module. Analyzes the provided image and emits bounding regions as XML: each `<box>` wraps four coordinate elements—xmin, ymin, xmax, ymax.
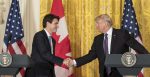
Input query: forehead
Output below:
<box><xmin>52</xmin><ymin>18</ymin><xmax>59</xmax><ymax>22</ymax></box>
<box><xmin>96</xmin><ymin>18</ymin><xmax>105</xmax><ymax>23</ymax></box>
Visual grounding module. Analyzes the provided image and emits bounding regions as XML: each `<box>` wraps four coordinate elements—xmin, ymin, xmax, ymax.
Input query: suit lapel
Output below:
<box><xmin>110</xmin><ymin>28</ymin><xmax>117</xmax><ymax>54</ymax></box>
<box><xmin>99</xmin><ymin>34</ymin><xmax>106</xmax><ymax>59</ymax></box>
<box><xmin>52</xmin><ymin>37</ymin><xmax>56</xmax><ymax>54</ymax></box>
<box><xmin>41</xmin><ymin>30</ymin><xmax>52</xmax><ymax>53</ymax></box>
<box><xmin>41</xmin><ymin>30</ymin><xmax>50</xmax><ymax>42</ymax></box>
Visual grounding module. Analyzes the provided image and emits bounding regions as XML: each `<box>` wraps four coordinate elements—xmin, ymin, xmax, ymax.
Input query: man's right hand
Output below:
<box><xmin>63</xmin><ymin>58</ymin><xmax>74</xmax><ymax>67</ymax></box>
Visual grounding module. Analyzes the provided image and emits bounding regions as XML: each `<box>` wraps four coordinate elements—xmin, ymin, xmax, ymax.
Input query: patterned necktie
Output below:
<box><xmin>103</xmin><ymin>33</ymin><xmax>111</xmax><ymax>76</ymax></box>
<box><xmin>48</xmin><ymin>36</ymin><xmax>53</xmax><ymax>54</ymax></box>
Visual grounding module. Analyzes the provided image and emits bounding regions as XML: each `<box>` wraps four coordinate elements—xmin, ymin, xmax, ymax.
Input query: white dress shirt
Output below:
<box><xmin>44</xmin><ymin>29</ymin><xmax>51</xmax><ymax>37</ymax></box>
<box><xmin>73</xmin><ymin>27</ymin><xmax>113</xmax><ymax>66</ymax></box>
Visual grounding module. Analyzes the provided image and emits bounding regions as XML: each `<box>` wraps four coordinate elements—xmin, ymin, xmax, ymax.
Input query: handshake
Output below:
<box><xmin>63</xmin><ymin>58</ymin><xmax>75</xmax><ymax>67</ymax></box>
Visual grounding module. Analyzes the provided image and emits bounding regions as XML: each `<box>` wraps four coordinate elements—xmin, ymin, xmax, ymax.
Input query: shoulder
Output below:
<box><xmin>94</xmin><ymin>33</ymin><xmax>104</xmax><ymax>41</ymax></box>
<box><xmin>113</xmin><ymin>28</ymin><xmax>129</xmax><ymax>35</ymax></box>
<box><xmin>113</xmin><ymin>28</ymin><xmax>134</xmax><ymax>40</ymax></box>
<box><xmin>34</xmin><ymin>30</ymin><xmax>45</xmax><ymax>38</ymax></box>
<box><xmin>114</xmin><ymin>28</ymin><xmax>128</xmax><ymax>33</ymax></box>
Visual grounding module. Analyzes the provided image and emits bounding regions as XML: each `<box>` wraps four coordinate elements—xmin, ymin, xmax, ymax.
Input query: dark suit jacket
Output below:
<box><xmin>75</xmin><ymin>28</ymin><xmax>149</xmax><ymax>77</ymax></box>
<box><xmin>25</xmin><ymin>30</ymin><xmax>63</xmax><ymax>77</ymax></box>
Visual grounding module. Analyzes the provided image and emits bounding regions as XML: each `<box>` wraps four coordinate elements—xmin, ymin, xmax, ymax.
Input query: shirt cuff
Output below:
<box><xmin>73</xmin><ymin>60</ymin><xmax>77</xmax><ymax>67</ymax></box>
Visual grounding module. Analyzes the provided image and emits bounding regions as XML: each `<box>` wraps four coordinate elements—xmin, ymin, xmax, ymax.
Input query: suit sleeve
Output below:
<box><xmin>75</xmin><ymin>37</ymin><xmax>98</xmax><ymax>67</ymax></box>
<box><xmin>125</xmin><ymin>31</ymin><xmax>149</xmax><ymax>54</ymax></box>
<box><xmin>35</xmin><ymin>33</ymin><xmax>63</xmax><ymax>66</ymax></box>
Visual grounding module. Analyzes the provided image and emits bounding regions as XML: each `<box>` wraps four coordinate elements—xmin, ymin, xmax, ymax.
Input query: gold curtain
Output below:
<box><xmin>40</xmin><ymin>0</ymin><xmax>150</xmax><ymax>77</ymax></box>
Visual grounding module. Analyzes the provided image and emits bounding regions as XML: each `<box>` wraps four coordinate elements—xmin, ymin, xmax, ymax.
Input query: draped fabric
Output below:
<box><xmin>39</xmin><ymin>0</ymin><xmax>150</xmax><ymax>77</ymax></box>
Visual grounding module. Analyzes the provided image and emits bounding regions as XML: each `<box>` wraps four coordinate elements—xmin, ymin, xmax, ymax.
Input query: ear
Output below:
<box><xmin>104</xmin><ymin>21</ymin><xmax>108</xmax><ymax>26</ymax></box>
<box><xmin>47</xmin><ymin>22</ymin><xmax>51</xmax><ymax>26</ymax></box>
<box><xmin>95</xmin><ymin>23</ymin><xmax>98</xmax><ymax>26</ymax></box>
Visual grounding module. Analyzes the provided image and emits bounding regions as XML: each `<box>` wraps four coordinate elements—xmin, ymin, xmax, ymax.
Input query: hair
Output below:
<box><xmin>95</xmin><ymin>14</ymin><xmax>112</xmax><ymax>26</ymax></box>
<box><xmin>42</xmin><ymin>14</ymin><xmax>60</xmax><ymax>28</ymax></box>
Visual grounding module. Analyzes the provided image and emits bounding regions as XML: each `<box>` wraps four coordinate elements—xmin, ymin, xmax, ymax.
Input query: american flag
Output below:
<box><xmin>122</xmin><ymin>0</ymin><xmax>144</xmax><ymax>77</ymax></box>
<box><xmin>3</xmin><ymin>0</ymin><xmax>26</xmax><ymax>77</ymax></box>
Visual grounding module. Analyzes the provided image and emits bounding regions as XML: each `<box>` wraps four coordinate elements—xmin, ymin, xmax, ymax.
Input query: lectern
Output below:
<box><xmin>0</xmin><ymin>54</ymin><xmax>30</xmax><ymax>77</ymax></box>
<box><xmin>105</xmin><ymin>54</ymin><xmax>150</xmax><ymax>77</ymax></box>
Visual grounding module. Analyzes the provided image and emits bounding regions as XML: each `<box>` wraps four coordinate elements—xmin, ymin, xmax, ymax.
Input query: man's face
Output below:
<box><xmin>96</xmin><ymin>19</ymin><xmax>107</xmax><ymax>33</ymax></box>
<box><xmin>47</xmin><ymin>18</ymin><xmax>59</xmax><ymax>32</ymax></box>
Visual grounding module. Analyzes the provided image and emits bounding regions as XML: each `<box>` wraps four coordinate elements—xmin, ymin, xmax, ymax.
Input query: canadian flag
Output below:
<box><xmin>50</xmin><ymin>0</ymin><xmax>73</xmax><ymax>77</ymax></box>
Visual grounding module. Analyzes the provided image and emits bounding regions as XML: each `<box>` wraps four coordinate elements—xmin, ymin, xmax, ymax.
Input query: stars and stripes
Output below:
<box><xmin>3</xmin><ymin>0</ymin><xmax>26</xmax><ymax>77</ymax></box>
<box><xmin>122</xmin><ymin>0</ymin><xmax>144</xmax><ymax>77</ymax></box>
<box><xmin>122</xmin><ymin>0</ymin><xmax>140</xmax><ymax>38</ymax></box>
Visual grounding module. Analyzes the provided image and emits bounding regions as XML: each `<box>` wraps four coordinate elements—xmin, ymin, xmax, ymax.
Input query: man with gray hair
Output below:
<box><xmin>64</xmin><ymin>14</ymin><xmax>149</xmax><ymax>77</ymax></box>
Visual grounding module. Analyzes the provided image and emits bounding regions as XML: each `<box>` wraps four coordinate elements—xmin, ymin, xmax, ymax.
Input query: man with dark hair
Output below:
<box><xmin>42</xmin><ymin>14</ymin><xmax>59</xmax><ymax>28</ymax></box>
<box><xmin>25</xmin><ymin>14</ymin><xmax>69</xmax><ymax>77</ymax></box>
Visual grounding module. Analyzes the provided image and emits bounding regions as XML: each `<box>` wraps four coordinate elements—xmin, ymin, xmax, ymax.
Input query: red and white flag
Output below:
<box><xmin>50</xmin><ymin>0</ymin><xmax>73</xmax><ymax>77</ymax></box>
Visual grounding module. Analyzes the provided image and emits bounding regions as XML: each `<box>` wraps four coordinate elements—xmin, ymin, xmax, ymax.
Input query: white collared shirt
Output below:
<box><xmin>104</xmin><ymin>27</ymin><xmax>113</xmax><ymax>54</ymax></box>
<box><xmin>44</xmin><ymin>29</ymin><xmax>51</xmax><ymax>37</ymax></box>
